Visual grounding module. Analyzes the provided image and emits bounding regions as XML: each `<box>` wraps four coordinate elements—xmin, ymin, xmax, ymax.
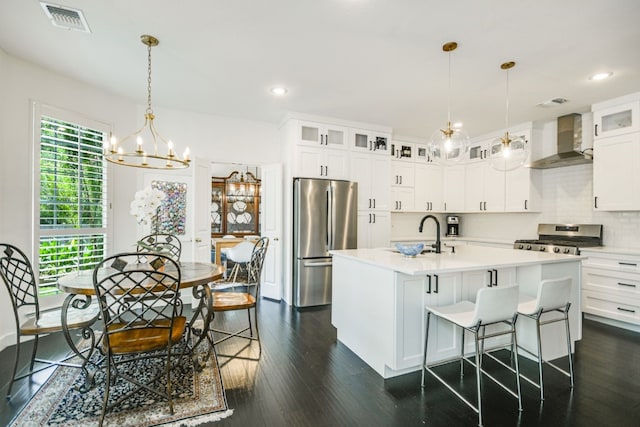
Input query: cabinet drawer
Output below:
<box><xmin>582</xmin><ymin>254</ymin><xmax>640</xmax><ymax>272</ymax></box>
<box><xmin>582</xmin><ymin>267</ymin><xmax>640</xmax><ymax>298</ymax></box>
<box><xmin>582</xmin><ymin>289</ymin><xmax>640</xmax><ymax>325</ymax></box>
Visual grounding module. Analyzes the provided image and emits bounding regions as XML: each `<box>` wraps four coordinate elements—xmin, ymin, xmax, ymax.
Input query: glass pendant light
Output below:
<box><xmin>488</xmin><ymin>61</ymin><xmax>529</xmax><ymax>171</ymax></box>
<box><xmin>427</xmin><ymin>42</ymin><xmax>469</xmax><ymax>164</ymax></box>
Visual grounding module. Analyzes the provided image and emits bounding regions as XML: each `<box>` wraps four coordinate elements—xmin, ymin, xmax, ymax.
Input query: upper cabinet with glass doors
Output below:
<box><xmin>297</xmin><ymin>120</ymin><xmax>348</xmax><ymax>150</ymax></box>
<box><xmin>390</xmin><ymin>140</ymin><xmax>415</xmax><ymax>162</ymax></box>
<box><xmin>593</xmin><ymin>101</ymin><xmax>640</xmax><ymax>139</ymax></box>
<box><xmin>349</xmin><ymin>128</ymin><xmax>391</xmax><ymax>155</ymax></box>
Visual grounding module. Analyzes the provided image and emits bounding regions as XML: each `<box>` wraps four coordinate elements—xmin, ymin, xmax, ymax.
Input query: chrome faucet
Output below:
<box><xmin>418</xmin><ymin>215</ymin><xmax>442</xmax><ymax>254</ymax></box>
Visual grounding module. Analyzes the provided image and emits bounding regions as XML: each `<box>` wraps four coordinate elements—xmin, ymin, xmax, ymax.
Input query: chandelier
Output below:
<box><xmin>427</xmin><ymin>41</ymin><xmax>470</xmax><ymax>164</ymax></box>
<box><xmin>105</xmin><ymin>35</ymin><xmax>190</xmax><ymax>169</ymax></box>
<box><xmin>227</xmin><ymin>170</ymin><xmax>259</xmax><ymax>202</ymax></box>
<box><xmin>488</xmin><ymin>61</ymin><xmax>529</xmax><ymax>171</ymax></box>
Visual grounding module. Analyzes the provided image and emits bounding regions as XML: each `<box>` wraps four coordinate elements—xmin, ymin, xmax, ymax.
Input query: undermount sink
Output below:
<box><xmin>387</xmin><ymin>247</ymin><xmax>435</xmax><ymax>255</ymax></box>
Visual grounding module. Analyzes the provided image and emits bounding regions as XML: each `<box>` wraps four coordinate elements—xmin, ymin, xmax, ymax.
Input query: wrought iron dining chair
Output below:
<box><xmin>136</xmin><ymin>233</ymin><xmax>182</xmax><ymax>263</ymax></box>
<box><xmin>92</xmin><ymin>252</ymin><xmax>186</xmax><ymax>426</ymax></box>
<box><xmin>0</xmin><ymin>243</ymin><xmax>99</xmax><ymax>399</ymax></box>
<box><xmin>209</xmin><ymin>237</ymin><xmax>268</xmax><ymax>360</ymax></box>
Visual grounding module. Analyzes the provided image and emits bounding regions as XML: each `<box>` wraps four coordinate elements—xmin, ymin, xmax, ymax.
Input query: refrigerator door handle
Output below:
<box><xmin>304</xmin><ymin>261</ymin><xmax>333</xmax><ymax>267</ymax></box>
<box><xmin>327</xmin><ymin>186</ymin><xmax>333</xmax><ymax>250</ymax></box>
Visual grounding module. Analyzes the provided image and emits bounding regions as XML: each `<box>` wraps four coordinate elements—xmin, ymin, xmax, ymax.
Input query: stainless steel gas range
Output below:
<box><xmin>513</xmin><ymin>224</ymin><xmax>603</xmax><ymax>255</ymax></box>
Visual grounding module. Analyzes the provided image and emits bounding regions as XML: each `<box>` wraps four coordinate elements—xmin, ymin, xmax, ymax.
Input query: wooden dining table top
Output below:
<box><xmin>57</xmin><ymin>261</ymin><xmax>224</xmax><ymax>295</ymax></box>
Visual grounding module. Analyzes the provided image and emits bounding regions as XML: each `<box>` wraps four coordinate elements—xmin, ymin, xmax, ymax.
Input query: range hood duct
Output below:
<box><xmin>528</xmin><ymin>113</ymin><xmax>593</xmax><ymax>169</ymax></box>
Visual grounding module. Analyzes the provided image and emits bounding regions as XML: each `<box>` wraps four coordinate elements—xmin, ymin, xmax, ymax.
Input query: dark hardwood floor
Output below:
<box><xmin>1</xmin><ymin>299</ymin><xmax>639</xmax><ymax>426</ymax></box>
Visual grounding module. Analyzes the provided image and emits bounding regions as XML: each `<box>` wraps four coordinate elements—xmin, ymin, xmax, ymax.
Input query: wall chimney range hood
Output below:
<box><xmin>528</xmin><ymin>113</ymin><xmax>593</xmax><ymax>169</ymax></box>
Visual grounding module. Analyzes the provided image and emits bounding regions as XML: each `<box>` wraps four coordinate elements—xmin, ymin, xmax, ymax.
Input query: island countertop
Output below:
<box><xmin>330</xmin><ymin>245</ymin><xmax>585</xmax><ymax>276</ymax></box>
<box><xmin>330</xmin><ymin>245</ymin><xmax>584</xmax><ymax>379</ymax></box>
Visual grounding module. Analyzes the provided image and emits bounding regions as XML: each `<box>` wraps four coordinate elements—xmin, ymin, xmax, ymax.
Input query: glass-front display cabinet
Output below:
<box><xmin>211</xmin><ymin>171</ymin><xmax>261</xmax><ymax>237</ymax></box>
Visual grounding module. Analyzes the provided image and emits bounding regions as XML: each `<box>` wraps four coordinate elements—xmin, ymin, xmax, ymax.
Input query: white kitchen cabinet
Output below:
<box><xmin>581</xmin><ymin>250</ymin><xmax>640</xmax><ymax>329</ymax></box>
<box><xmin>593</xmin><ymin>101</ymin><xmax>640</xmax><ymax>139</ymax></box>
<box><xmin>414</xmin><ymin>144</ymin><xmax>438</xmax><ymax>164</ymax></box>
<box><xmin>414</xmin><ymin>163</ymin><xmax>443</xmax><ymax>211</ymax></box>
<box><xmin>391</xmin><ymin>162</ymin><xmax>415</xmax><ymax>187</ymax></box>
<box><xmin>390</xmin><ymin>140</ymin><xmax>415</xmax><ymax>162</ymax></box>
<box><xmin>462</xmin><ymin>267</ymin><xmax>517</xmax><ymax>302</ymax></box>
<box><xmin>296</xmin><ymin>120</ymin><xmax>348</xmax><ymax>149</ymax></box>
<box><xmin>505</xmin><ymin>166</ymin><xmax>541</xmax><ymax>212</ymax></box>
<box><xmin>464</xmin><ymin>161</ymin><xmax>505</xmax><ymax>212</ymax></box>
<box><xmin>593</xmin><ymin>132</ymin><xmax>640</xmax><ymax>211</ymax></box>
<box><xmin>394</xmin><ymin>272</ymin><xmax>463</xmax><ymax>369</ymax></box>
<box><xmin>460</xmin><ymin>267</ymin><xmax>517</xmax><ymax>352</ymax></box>
<box><xmin>350</xmin><ymin>128</ymin><xmax>391</xmax><ymax>156</ymax></box>
<box><xmin>466</xmin><ymin>139</ymin><xmax>488</xmax><ymax>163</ymax></box>
<box><xmin>357</xmin><ymin>210</ymin><xmax>390</xmax><ymax>249</ymax></box>
<box><xmin>443</xmin><ymin>165</ymin><xmax>465</xmax><ymax>212</ymax></box>
<box><xmin>391</xmin><ymin>187</ymin><xmax>414</xmax><ymax>212</ymax></box>
<box><xmin>295</xmin><ymin>145</ymin><xmax>349</xmax><ymax>179</ymax></box>
<box><xmin>350</xmin><ymin>152</ymin><xmax>390</xmax><ymax>211</ymax></box>
<box><xmin>391</xmin><ymin>161</ymin><xmax>415</xmax><ymax>211</ymax></box>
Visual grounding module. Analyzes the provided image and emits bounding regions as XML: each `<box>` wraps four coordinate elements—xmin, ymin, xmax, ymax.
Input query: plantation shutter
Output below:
<box><xmin>38</xmin><ymin>113</ymin><xmax>108</xmax><ymax>288</ymax></box>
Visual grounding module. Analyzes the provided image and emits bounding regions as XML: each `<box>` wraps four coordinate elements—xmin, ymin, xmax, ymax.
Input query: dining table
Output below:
<box><xmin>56</xmin><ymin>261</ymin><xmax>224</xmax><ymax>391</ymax></box>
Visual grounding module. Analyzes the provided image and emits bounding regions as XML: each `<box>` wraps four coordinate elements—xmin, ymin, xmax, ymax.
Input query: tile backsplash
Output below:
<box><xmin>392</xmin><ymin>163</ymin><xmax>640</xmax><ymax>249</ymax></box>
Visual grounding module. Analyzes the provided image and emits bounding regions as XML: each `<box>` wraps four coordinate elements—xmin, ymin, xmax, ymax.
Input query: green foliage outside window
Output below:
<box><xmin>38</xmin><ymin>115</ymin><xmax>107</xmax><ymax>290</ymax></box>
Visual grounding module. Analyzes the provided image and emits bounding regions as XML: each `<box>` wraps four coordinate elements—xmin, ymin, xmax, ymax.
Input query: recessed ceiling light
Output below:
<box><xmin>589</xmin><ymin>72</ymin><xmax>613</xmax><ymax>81</ymax></box>
<box><xmin>452</xmin><ymin>122</ymin><xmax>463</xmax><ymax>129</ymax></box>
<box><xmin>270</xmin><ymin>87</ymin><xmax>288</xmax><ymax>96</ymax></box>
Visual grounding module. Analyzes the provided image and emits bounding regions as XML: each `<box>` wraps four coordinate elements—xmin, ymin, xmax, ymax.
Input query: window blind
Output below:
<box><xmin>38</xmin><ymin>115</ymin><xmax>108</xmax><ymax>287</ymax></box>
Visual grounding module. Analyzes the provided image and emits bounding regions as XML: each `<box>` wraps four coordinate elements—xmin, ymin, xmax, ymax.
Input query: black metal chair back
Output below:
<box><xmin>0</xmin><ymin>243</ymin><xmax>40</xmax><ymax>326</ymax></box>
<box><xmin>246</xmin><ymin>237</ymin><xmax>269</xmax><ymax>294</ymax></box>
<box><xmin>93</xmin><ymin>252</ymin><xmax>183</xmax><ymax>353</ymax></box>
<box><xmin>136</xmin><ymin>233</ymin><xmax>182</xmax><ymax>263</ymax></box>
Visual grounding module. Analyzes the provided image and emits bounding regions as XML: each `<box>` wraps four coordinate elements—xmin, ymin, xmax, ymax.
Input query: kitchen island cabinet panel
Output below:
<box><xmin>395</xmin><ymin>272</ymin><xmax>462</xmax><ymax>371</ymax></box>
<box><xmin>331</xmin><ymin>246</ymin><xmax>582</xmax><ymax>378</ymax></box>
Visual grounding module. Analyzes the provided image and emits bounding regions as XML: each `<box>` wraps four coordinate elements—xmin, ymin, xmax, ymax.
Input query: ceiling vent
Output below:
<box><xmin>536</xmin><ymin>97</ymin><xmax>569</xmax><ymax>108</ymax></box>
<box><xmin>40</xmin><ymin>2</ymin><xmax>91</xmax><ymax>33</ymax></box>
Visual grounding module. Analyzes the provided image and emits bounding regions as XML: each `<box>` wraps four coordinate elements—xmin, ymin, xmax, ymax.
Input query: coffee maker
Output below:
<box><xmin>446</xmin><ymin>215</ymin><xmax>460</xmax><ymax>237</ymax></box>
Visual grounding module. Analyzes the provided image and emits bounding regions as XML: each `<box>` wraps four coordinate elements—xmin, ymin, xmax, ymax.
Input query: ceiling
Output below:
<box><xmin>1</xmin><ymin>0</ymin><xmax>639</xmax><ymax>139</ymax></box>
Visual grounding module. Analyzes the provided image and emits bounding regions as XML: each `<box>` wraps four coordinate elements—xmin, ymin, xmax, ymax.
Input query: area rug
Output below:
<box><xmin>10</xmin><ymin>340</ymin><xmax>233</xmax><ymax>427</ymax></box>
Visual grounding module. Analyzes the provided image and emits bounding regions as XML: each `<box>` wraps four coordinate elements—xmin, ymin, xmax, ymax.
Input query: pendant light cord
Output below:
<box><xmin>447</xmin><ymin>50</ymin><xmax>452</xmax><ymax>124</ymax></box>
<box><xmin>504</xmin><ymin>68</ymin><xmax>510</xmax><ymax>129</ymax></box>
<box><xmin>146</xmin><ymin>42</ymin><xmax>153</xmax><ymax>115</ymax></box>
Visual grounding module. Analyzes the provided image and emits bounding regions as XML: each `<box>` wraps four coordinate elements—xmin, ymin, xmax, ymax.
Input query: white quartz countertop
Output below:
<box><xmin>330</xmin><ymin>245</ymin><xmax>585</xmax><ymax>276</ymax></box>
<box><xmin>391</xmin><ymin>236</ymin><xmax>515</xmax><ymax>246</ymax></box>
<box><xmin>580</xmin><ymin>246</ymin><xmax>640</xmax><ymax>257</ymax></box>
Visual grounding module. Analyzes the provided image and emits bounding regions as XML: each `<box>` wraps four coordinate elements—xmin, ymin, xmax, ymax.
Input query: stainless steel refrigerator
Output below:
<box><xmin>293</xmin><ymin>178</ymin><xmax>357</xmax><ymax>307</ymax></box>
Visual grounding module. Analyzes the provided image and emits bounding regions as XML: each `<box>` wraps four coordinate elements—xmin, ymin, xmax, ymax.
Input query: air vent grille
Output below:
<box><xmin>40</xmin><ymin>2</ymin><xmax>91</xmax><ymax>33</ymax></box>
<box><xmin>536</xmin><ymin>97</ymin><xmax>570</xmax><ymax>108</ymax></box>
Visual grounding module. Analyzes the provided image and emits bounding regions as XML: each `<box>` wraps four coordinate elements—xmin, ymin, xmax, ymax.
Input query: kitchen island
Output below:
<box><xmin>330</xmin><ymin>245</ymin><xmax>583</xmax><ymax>379</ymax></box>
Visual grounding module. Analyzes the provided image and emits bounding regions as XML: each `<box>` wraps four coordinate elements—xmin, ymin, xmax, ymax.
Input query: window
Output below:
<box><xmin>35</xmin><ymin>105</ymin><xmax>109</xmax><ymax>294</ymax></box>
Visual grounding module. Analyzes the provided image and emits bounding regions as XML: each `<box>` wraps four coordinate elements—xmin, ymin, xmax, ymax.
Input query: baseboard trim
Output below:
<box><xmin>583</xmin><ymin>313</ymin><xmax>640</xmax><ymax>334</ymax></box>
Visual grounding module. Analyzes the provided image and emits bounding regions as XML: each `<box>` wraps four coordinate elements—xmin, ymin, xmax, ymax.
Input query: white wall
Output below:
<box><xmin>149</xmin><ymin>106</ymin><xmax>279</xmax><ymax>166</ymax></box>
<box><xmin>0</xmin><ymin>50</ymin><xmax>279</xmax><ymax>351</ymax></box>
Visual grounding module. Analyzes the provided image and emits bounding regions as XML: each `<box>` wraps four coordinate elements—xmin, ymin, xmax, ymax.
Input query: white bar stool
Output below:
<box><xmin>421</xmin><ymin>285</ymin><xmax>522</xmax><ymax>427</ymax></box>
<box><xmin>517</xmin><ymin>276</ymin><xmax>574</xmax><ymax>400</ymax></box>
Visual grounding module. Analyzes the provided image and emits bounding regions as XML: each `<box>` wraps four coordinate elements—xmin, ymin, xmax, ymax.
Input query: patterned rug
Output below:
<box><xmin>10</xmin><ymin>340</ymin><xmax>233</xmax><ymax>427</ymax></box>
